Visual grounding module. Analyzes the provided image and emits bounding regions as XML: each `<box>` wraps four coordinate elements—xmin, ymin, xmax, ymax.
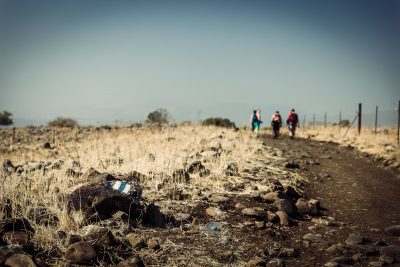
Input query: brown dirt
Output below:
<box><xmin>260</xmin><ymin>133</ymin><xmax>400</xmax><ymax>266</ymax></box>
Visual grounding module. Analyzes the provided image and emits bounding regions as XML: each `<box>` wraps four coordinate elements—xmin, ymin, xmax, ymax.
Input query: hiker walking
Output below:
<box><xmin>271</xmin><ymin>111</ymin><xmax>282</xmax><ymax>139</ymax></box>
<box><xmin>286</xmin><ymin>109</ymin><xmax>299</xmax><ymax>138</ymax></box>
<box><xmin>250</xmin><ymin>109</ymin><xmax>262</xmax><ymax>136</ymax></box>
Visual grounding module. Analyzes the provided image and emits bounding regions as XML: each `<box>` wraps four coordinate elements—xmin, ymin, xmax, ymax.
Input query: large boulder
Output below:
<box><xmin>65</xmin><ymin>180</ymin><xmax>142</xmax><ymax>221</ymax></box>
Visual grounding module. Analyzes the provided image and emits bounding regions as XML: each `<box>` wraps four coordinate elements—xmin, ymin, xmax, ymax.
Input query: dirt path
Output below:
<box><xmin>261</xmin><ymin>133</ymin><xmax>400</xmax><ymax>266</ymax></box>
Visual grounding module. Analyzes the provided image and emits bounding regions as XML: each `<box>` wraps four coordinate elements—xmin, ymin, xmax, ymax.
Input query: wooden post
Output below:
<box><xmin>375</xmin><ymin>106</ymin><xmax>378</xmax><ymax>135</ymax></box>
<box><xmin>324</xmin><ymin>112</ymin><xmax>327</xmax><ymax>128</ymax></box>
<box><xmin>303</xmin><ymin>115</ymin><xmax>306</xmax><ymax>129</ymax></box>
<box><xmin>313</xmin><ymin>114</ymin><xmax>316</xmax><ymax>129</ymax></box>
<box><xmin>339</xmin><ymin>111</ymin><xmax>342</xmax><ymax>131</ymax></box>
<box><xmin>397</xmin><ymin>100</ymin><xmax>400</xmax><ymax>146</ymax></box>
<box><xmin>358</xmin><ymin>103</ymin><xmax>362</xmax><ymax>135</ymax></box>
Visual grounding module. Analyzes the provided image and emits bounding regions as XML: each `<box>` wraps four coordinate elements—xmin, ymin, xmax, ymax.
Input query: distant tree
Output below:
<box><xmin>201</xmin><ymin>117</ymin><xmax>237</xmax><ymax>129</ymax></box>
<box><xmin>48</xmin><ymin>117</ymin><xmax>78</xmax><ymax>128</ymax></box>
<box><xmin>0</xmin><ymin>111</ymin><xmax>13</xmax><ymax>126</ymax></box>
<box><xmin>146</xmin><ymin>108</ymin><xmax>170</xmax><ymax>124</ymax></box>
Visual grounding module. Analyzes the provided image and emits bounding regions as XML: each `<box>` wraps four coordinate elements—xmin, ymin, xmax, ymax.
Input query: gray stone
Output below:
<box><xmin>204</xmin><ymin>222</ymin><xmax>223</xmax><ymax>236</ymax></box>
<box><xmin>345</xmin><ymin>234</ymin><xmax>365</xmax><ymax>246</ymax></box>
<box><xmin>303</xmin><ymin>233</ymin><xmax>322</xmax><ymax>243</ymax></box>
<box><xmin>242</xmin><ymin>208</ymin><xmax>259</xmax><ymax>217</ymax></box>
<box><xmin>379</xmin><ymin>245</ymin><xmax>400</xmax><ymax>262</ymax></box>
<box><xmin>385</xmin><ymin>225</ymin><xmax>400</xmax><ymax>236</ymax></box>
<box><xmin>206</xmin><ymin>207</ymin><xmax>227</xmax><ymax>220</ymax></box>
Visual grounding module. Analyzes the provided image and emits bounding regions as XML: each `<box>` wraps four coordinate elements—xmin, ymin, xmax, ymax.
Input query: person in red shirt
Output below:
<box><xmin>286</xmin><ymin>109</ymin><xmax>299</xmax><ymax>139</ymax></box>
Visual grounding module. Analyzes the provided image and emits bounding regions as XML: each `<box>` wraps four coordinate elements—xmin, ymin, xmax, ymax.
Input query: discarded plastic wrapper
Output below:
<box><xmin>105</xmin><ymin>180</ymin><xmax>131</xmax><ymax>194</ymax></box>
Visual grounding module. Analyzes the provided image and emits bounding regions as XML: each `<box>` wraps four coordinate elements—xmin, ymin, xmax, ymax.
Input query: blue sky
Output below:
<box><xmin>0</xmin><ymin>0</ymin><xmax>399</xmax><ymax>126</ymax></box>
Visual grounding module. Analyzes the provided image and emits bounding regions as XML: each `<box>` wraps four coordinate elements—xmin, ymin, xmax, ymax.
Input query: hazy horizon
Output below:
<box><xmin>1</xmin><ymin>0</ymin><xmax>399</xmax><ymax>127</ymax></box>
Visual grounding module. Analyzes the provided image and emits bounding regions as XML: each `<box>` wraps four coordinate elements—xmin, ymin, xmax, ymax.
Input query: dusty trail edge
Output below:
<box><xmin>260</xmin><ymin>134</ymin><xmax>400</xmax><ymax>266</ymax></box>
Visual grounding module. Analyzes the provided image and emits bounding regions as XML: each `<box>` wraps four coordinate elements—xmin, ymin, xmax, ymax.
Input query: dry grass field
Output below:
<box><xmin>0</xmin><ymin>125</ymin><xmax>307</xmax><ymax>266</ymax></box>
<box><xmin>2</xmin><ymin>124</ymin><xmax>400</xmax><ymax>267</ymax></box>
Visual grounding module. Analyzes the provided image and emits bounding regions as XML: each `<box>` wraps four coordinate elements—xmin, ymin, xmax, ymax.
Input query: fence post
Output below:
<box><xmin>339</xmin><ymin>111</ymin><xmax>342</xmax><ymax>131</ymax></box>
<box><xmin>397</xmin><ymin>100</ymin><xmax>400</xmax><ymax>147</ymax></box>
<box><xmin>375</xmin><ymin>105</ymin><xmax>378</xmax><ymax>135</ymax></box>
<box><xmin>303</xmin><ymin>115</ymin><xmax>306</xmax><ymax>129</ymax></box>
<box><xmin>358</xmin><ymin>103</ymin><xmax>362</xmax><ymax>135</ymax></box>
<box><xmin>324</xmin><ymin>112</ymin><xmax>327</xmax><ymax>128</ymax></box>
<box><xmin>313</xmin><ymin>114</ymin><xmax>316</xmax><ymax>129</ymax></box>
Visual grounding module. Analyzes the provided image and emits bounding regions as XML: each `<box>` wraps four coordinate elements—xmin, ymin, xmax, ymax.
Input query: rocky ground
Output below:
<box><xmin>0</xmin><ymin>126</ymin><xmax>400</xmax><ymax>266</ymax></box>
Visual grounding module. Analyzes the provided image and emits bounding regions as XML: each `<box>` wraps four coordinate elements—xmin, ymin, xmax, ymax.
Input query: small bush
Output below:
<box><xmin>0</xmin><ymin>111</ymin><xmax>13</xmax><ymax>126</ymax></box>
<box><xmin>201</xmin><ymin>117</ymin><xmax>236</xmax><ymax>129</ymax></box>
<box><xmin>48</xmin><ymin>117</ymin><xmax>78</xmax><ymax>128</ymax></box>
<box><xmin>339</xmin><ymin>120</ymin><xmax>350</xmax><ymax>127</ymax></box>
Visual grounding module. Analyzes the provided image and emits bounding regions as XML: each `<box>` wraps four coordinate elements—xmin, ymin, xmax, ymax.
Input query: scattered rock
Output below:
<box><xmin>379</xmin><ymin>245</ymin><xmax>400</xmax><ymax>262</ymax></box>
<box><xmin>117</xmin><ymin>255</ymin><xmax>144</xmax><ymax>267</ymax></box>
<box><xmin>126</xmin><ymin>233</ymin><xmax>146</xmax><ymax>249</ymax></box>
<box><xmin>242</xmin><ymin>208</ymin><xmax>260</xmax><ymax>217</ymax></box>
<box><xmin>295</xmin><ymin>198</ymin><xmax>310</xmax><ymax>214</ymax></box>
<box><xmin>303</xmin><ymin>233</ymin><xmax>323</xmax><ymax>243</ymax></box>
<box><xmin>308</xmin><ymin>199</ymin><xmax>320</xmax><ymax>215</ymax></box>
<box><xmin>274</xmin><ymin>199</ymin><xmax>294</xmax><ymax>215</ymax></box>
<box><xmin>82</xmin><ymin>226</ymin><xmax>116</xmax><ymax>247</ymax></box>
<box><xmin>261</xmin><ymin>191</ymin><xmax>284</xmax><ymax>202</ymax></box>
<box><xmin>174</xmin><ymin>212</ymin><xmax>191</xmax><ymax>222</ymax></box>
<box><xmin>65</xmin><ymin>241</ymin><xmax>96</xmax><ymax>263</ymax></box>
<box><xmin>206</xmin><ymin>207</ymin><xmax>227</xmax><ymax>220</ymax></box>
<box><xmin>204</xmin><ymin>222</ymin><xmax>223</xmax><ymax>236</ymax></box>
<box><xmin>267</xmin><ymin>211</ymin><xmax>279</xmax><ymax>223</ymax></box>
<box><xmin>5</xmin><ymin>253</ymin><xmax>37</xmax><ymax>267</ymax></box>
<box><xmin>385</xmin><ymin>225</ymin><xmax>400</xmax><ymax>236</ymax></box>
<box><xmin>369</xmin><ymin>261</ymin><xmax>384</xmax><ymax>267</ymax></box>
<box><xmin>255</xmin><ymin>221</ymin><xmax>265</xmax><ymax>229</ymax></box>
<box><xmin>276</xmin><ymin>211</ymin><xmax>289</xmax><ymax>226</ymax></box>
<box><xmin>235</xmin><ymin>203</ymin><xmax>246</xmax><ymax>209</ymax></box>
<box><xmin>147</xmin><ymin>238</ymin><xmax>160</xmax><ymax>250</ymax></box>
<box><xmin>42</xmin><ymin>142</ymin><xmax>51</xmax><ymax>149</ymax></box>
<box><xmin>345</xmin><ymin>234</ymin><xmax>366</xmax><ymax>246</ymax></box>
<box><xmin>285</xmin><ymin>162</ymin><xmax>300</xmax><ymax>169</ymax></box>
<box><xmin>143</xmin><ymin>204</ymin><xmax>166</xmax><ymax>228</ymax></box>
<box><xmin>247</xmin><ymin>256</ymin><xmax>266</xmax><ymax>266</ymax></box>
<box><xmin>210</xmin><ymin>194</ymin><xmax>230</xmax><ymax>203</ymax></box>
<box><xmin>267</xmin><ymin>258</ymin><xmax>285</xmax><ymax>267</ymax></box>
